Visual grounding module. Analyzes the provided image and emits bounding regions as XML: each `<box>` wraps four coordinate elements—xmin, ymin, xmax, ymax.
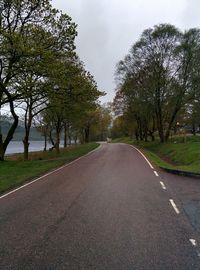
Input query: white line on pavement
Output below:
<box><xmin>160</xmin><ymin>181</ymin><xmax>166</xmax><ymax>190</ymax></box>
<box><xmin>129</xmin><ymin>145</ymin><xmax>154</xmax><ymax>169</ymax></box>
<box><xmin>169</xmin><ymin>199</ymin><xmax>180</xmax><ymax>214</ymax></box>
<box><xmin>154</xmin><ymin>171</ymin><xmax>159</xmax><ymax>177</ymax></box>
<box><xmin>189</xmin><ymin>239</ymin><xmax>197</xmax><ymax>247</ymax></box>
<box><xmin>0</xmin><ymin>145</ymin><xmax>101</xmax><ymax>200</ymax></box>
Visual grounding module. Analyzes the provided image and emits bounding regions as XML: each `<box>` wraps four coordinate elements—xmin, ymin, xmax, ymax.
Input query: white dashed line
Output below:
<box><xmin>189</xmin><ymin>239</ymin><xmax>197</xmax><ymax>247</ymax></box>
<box><xmin>169</xmin><ymin>199</ymin><xmax>180</xmax><ymax>214</ymax></box>
<box><xmin>189</xmin><ymin>239</ymin><xmax>200</xmax><ymax>258</ymax></box>
<box><xmin>160</xmin><ymin>181</ymin><xmax>166</xmax><ymax>190</ymax></box>
<box><xmin>154</xmin><ymin>171</ymin><xmax>159</xmax><ymax>177</ymax></box>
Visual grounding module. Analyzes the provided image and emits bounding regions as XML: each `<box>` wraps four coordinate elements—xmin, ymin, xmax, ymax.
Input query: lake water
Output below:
<box><xmin>6</xmin><ymin>141</ymin><xmax>62</xmax><ymax>155</ymax></box>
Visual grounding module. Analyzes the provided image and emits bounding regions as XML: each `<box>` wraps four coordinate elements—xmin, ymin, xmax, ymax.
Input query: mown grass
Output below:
<box><xmin>112</xmin><ymin>136</ymin><xmax>200</xmax><ymax>174</ymax></box>
<box><xmin>0</xmin><ymin>143</ymin><xmax>99</xmax><ymax>194</ymax></box>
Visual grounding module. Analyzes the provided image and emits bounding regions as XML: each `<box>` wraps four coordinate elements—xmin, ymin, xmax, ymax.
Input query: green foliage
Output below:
<box><xmin>114</xmin><ymin>23</ymin><xmax>200</xmax><ymax>143</ymax></box>
<box><xmin>41</xmin><ymin>59</ymin><xmax>104</xmax><ymax>150</ymax></box>
<box><xmin>111</xmin><ymin>115</ymin><xmax>131</xmax><ymax>139</ymax></box>
<box><xmin>0</xmin><ymin>0</ymin><xmax>102</xmax><ymax>160</ymax></box>
<box><xmin>88</xmin><ymin>105</ymin><xmax>112</xmax><ymax>141</ymax></box>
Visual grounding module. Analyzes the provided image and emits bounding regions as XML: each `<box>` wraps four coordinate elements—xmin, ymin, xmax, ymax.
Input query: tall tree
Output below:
<box><xmin>115</xmin><ymin>24</ymin><xmax>200</xmax><ymax>142</ymax></box>
<box><xmin>0</xmin><ymin>0</ymin><xmax>51</xmax><ymax>159</ymax></box>
<box><xmin>0</xmin><ymin>0</ymin><xmax>77</xmax><ymax>160</ymax></box>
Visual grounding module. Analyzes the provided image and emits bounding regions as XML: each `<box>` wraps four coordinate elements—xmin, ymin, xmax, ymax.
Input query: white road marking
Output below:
<box><xmin>169</xmin><ymin>199</ymin><xmax>180</xmax><ymax>214</ymax></box>
<box><xmin>189</xmin><ymin>239</ymin><xmax>197</xmax><ymax>247</ymax></box>
<box><xmin>160</xmin><ymin>181</ymin><xmax>166</xmax><ymax>190</ymax></box>
<box><xmin>128</xmin><ymin>145</ymin><xmax>154</xmax><ymax>169</ymax></box>
<box><xmin>0</xmin><ymin>145</ymin><xmax>101</xmax><ymax>200</ymax></box>
<box><xmin>154</xmin><ymin>171</ymin><xmax>159</xmax><ymax>177</ymax></box>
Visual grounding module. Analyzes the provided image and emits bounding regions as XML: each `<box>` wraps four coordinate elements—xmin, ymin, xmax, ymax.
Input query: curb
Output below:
<box><xmin>160</xmin><ymin>166</ymin><xmax>200</xmax><ymax>179</ymax></box>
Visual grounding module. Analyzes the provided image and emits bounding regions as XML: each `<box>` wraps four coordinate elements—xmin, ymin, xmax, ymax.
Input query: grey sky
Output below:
<box><xmin>52</xmin><ymin>0</ymin><xmax>200</xmax><ymax>103</ymax></box>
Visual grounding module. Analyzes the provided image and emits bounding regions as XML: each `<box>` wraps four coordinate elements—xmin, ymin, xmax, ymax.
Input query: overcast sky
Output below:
<box><xmin>52</xmin><ymin>0</ymin><xmax>200</xmax><ymax>103</ymax></box>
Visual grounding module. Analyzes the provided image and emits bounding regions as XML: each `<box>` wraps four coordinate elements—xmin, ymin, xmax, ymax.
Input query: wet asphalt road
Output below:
<box><xmin>1</xmin><ymin>143</ymin><xmax>200</xmax><ymax>269</ymax></box>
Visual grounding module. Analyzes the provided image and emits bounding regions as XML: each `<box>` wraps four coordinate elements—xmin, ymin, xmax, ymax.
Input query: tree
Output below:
<box><xmin>0</xmin><ymin>0</ymin><xmax>77</xmax><ymax>160</ymax></box>
<box><xmin>0</xmin><ymin>0</ymin><xmax>51</xmax><ymax>160</ymax></box>
<box><xmin>115</xmin><ymin>24</ymin><xmax>200</xmax><ymax>142</ymax></box>
<box><xmin>91</xmin><ymin>105</ymin><xmax>112</xmax><ymax>141</ymax></box>
<box><xmin>17</xmin><ymin>74</ymin><xmax>50</xmax><ymax>159</ymax></box>
<box><xmin>39</xmin><ymin>59</ymin><xmax>104</xmax><ymax>152</ymax></box>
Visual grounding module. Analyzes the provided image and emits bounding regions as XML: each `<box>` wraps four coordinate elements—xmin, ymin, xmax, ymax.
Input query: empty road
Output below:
<box><xmin>1</xmin><ymin>143</ymin><xmax>200</xmax><ymax>269</ymax></box>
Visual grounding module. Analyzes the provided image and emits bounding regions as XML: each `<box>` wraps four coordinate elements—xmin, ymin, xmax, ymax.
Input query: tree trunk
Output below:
<box><xmin>135</xmin><ymin>130</ymin><xmax>139</xmax><ymax>141</ymax></box>
<box><xmin>55</xmin><ymin>129</ymin><xmax>60</xmax><ymax>154</ymax></box>
<box><xmin>192</xmin><ymin>123</ymin><xmax>196</xmax><ymax>135</ymax></box>
<box><xmin>23</xmin><ymin>138</ymin><xmax>30</xmax><ymax>161</ymax></box>
<box><xmin>0</xmin><ymin>86</ymin><xmax>19</xmax><ymax>160</ymax></box>
<box><xmin>0</xmin><ymin>94</ymin><xmax>4</xmax><ymax>161</ymax></box>
<box><xmin>139</xmin><ymin>126</ymin><xmax>143</xmax><ymax>141</ymax></box>
<box><xmin>64</xmin><ymin>123</ymin><xmax>68</xmax><ymax>148</ymax></box>
<box><xmin>164</xmin><ymin>108</ymin><xmax>180</xmax><ymax>142</ymax></box>
<box><xmin>0</xmin><ymin>134</ymin><xmax>4</xmax><ymax>161</ymax></box>
<box><xmin>74</xmin><ymin>136</ymin><xmax>77</xmax><ymax>144</ymax></box>
<box><xmin>23</xmin><ymin>104</ymin><xmax>33</xmax><ymax>160</ymax></box>
<box><xmin>0</xmin><ymin>102</ymin><xmax>4</xmax><ymax>160</ymax></box>
<box><xmin>68</xmin><ymin>134</ymin><xmax>72</xmax><ymax>145</ymax></box>
<box><xmin>64</xmin><ymin>123</ymin><xmax>67</xmax><ymax>148</ymax></box>
<box><xmin>157</xmin><ymin>114</ymin><xmax>165</xmax><ymax>143</ymax></box>
<box><xmin>0</xmin><ymin>111</ymin><xmax>18</xmax><ymax>160</ymax></box>
<box><xmin>85</xmin><ymin>126</ymin><xmax>90</xmax><ymax>143</ymax></box>
<box><xmin>44</xmin><ymin>132</ymin><xmax>47</xmax><ymax>151</ymax></box>
<box><xmin>144</xmin><ymin>125</ymin><xmax>148</xmax><ymax>142</ymax></box>
<box><xmin>155</xmin><ymin>96</ymin><xmax>165</xmax><ymax>143</ymax></box>
<box><xmin>49</xmin><ymin>129</ymin><xmax>55</xmax><ymax>149</ymax></box>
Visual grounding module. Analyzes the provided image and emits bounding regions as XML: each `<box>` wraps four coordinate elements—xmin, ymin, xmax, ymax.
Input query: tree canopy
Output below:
<box><xmin>114</xmin><ymin>24</ymin><xmax>200</xmax><ymax>142</ymax></box>
<box><xmin>0</xmin><ymin>0</ymin><xmax>106</xmax><ymax>160</ymax></box>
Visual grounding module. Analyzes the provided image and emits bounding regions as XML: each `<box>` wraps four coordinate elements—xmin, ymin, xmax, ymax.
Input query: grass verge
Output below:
<box><xmin>112</xmin><ymin>136</ymin><xmax>200</xmax><ymax>174</ymax></box>
<box><xmin>0</xmin><ymin>143</ymin><xmax>99</xmax><ymax>194</ymax></box>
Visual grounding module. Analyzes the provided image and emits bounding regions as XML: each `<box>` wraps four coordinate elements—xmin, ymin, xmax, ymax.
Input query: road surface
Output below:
<box><xmin>1</xmin><ymin>143</ymin><xmax>200</xmax><ymax>269</ymax></box>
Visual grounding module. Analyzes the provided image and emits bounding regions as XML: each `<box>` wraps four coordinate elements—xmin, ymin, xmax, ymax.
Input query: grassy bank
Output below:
<box><xmin>0</xmin><ymin>143</ymin><xmax>99</xmax><ymax>194</ymax></box>
<box><xmin>112</xmin><ymin>136</ymin><xmax>200</xmax><ymax>174</ymax></box>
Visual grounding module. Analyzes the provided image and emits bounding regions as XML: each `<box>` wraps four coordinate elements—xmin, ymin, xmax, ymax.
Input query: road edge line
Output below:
<box><xmin>0</xmin><ymin>144</ymin><xmax>102</xmax><ymax>200</ymax></box>
<box><xmin>122</xmin><ymin>143</ymin><xmax>154</xmax><ymax>169</ymax></box>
